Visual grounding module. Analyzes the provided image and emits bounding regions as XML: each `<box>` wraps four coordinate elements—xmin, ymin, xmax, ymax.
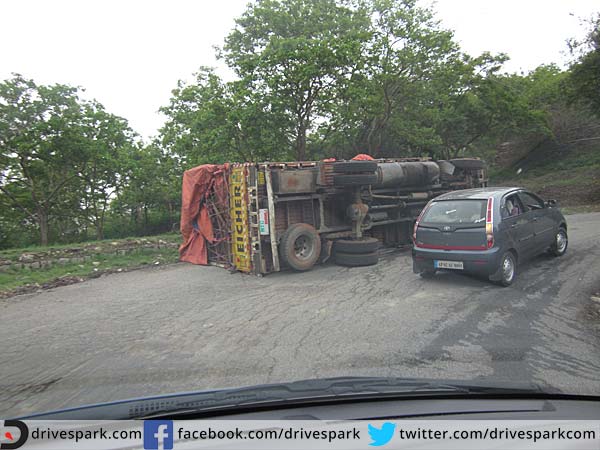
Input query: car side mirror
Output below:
<box><xmin>545</xmin><ymin>199</ymin><xmax>557</xmax><ymax>208</ymax></box>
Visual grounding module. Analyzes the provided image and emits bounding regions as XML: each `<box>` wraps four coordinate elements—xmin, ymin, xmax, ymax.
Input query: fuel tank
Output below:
<box><xmin>375</xmin><ymin>161</ymin><xmax>440</xmax><ymax>187</ymax></box>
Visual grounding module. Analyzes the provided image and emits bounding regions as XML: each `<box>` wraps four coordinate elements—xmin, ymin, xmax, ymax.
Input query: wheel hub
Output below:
<box><xmin>294</xmin><ymin>236</ymin><xmax>312</xmax><ymax>259</ymax></box>
<box><xmin>502</xmin><ymin>256</ymin><xmax>514</xmax><ymax>282</ymax></box>
<box><xmin>556</xmin><ymin>232</ymin><xmax>567</xmax><ymax>252</ymax></box>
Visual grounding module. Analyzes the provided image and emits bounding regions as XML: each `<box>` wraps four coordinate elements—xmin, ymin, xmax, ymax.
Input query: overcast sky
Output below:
<box><xmin>1</xmin><ymin>0</ymin><xmax>597</xmax><ymax>140</ymax></box>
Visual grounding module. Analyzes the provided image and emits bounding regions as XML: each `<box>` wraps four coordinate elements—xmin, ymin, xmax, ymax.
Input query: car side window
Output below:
<box><xmin>502</xmin><ymin>194</ymin><xmax>524</xmax><ymax>218</ymax></box>
<box><xmin>518</xmin><ymin>192</ymin><xmax>544</xmax><ymax>211</ymax></box>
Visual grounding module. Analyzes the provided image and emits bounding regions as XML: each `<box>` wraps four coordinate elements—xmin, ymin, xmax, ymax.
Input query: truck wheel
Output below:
<box><xmin>448</xmin><ymin>158</ymin><xmax>486</xmax><ymax>170</ymax></box>
<box><xmin>334</xmin><ymin>237</ymin><xmax>379</xmax><ymax>254</ymax></box>
<box><xmin>335</xmin><ymin>251</ymin><xmax>379</xmax><ymax>267</ymax></box>
<box><xmin>332</xmin><ymin>161</ymin><xmax>378</xmax><ymax>173</ymax></box>
<box><xmin>279</xmin><ymin>223</ymin><xmax>321</xmax><ymax>271</ymax></box>
<box><xmin>333</xmin><ymin>173</ymin><xmax>378</xmax><ymax>186</ymax></box>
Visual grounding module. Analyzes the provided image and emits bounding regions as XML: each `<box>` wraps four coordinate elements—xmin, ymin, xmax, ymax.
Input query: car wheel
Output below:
<box><xmin>279</xmin><ymin>223</ymin><xmax>321</xmax><ymax>271</ymax></box>
<box><xmin>332</xmin><ymin>161</ymin><xmax>378</xmax><ymax>173</ymax></box>
<box><xmin>550</xmin><ymin>228</ymin><xmax>568</xmax><ymax>257</ymax></box>
<box><xmin>496</xmin><ymin>251</ymin><xmax>517</xmax><ymax>287</ymax></box>
<box><xmin>335</xmin><ymin>251</ymin><xmax>379</xmax><ymax>267</ymax></box>
<box><xmin>333</xmin><ymin>173</ymin><xmax>378</xmax><ymax>186</ymax></box>
<box><xmin>333</xmin><ymin>237</ymin><xmax>379</xmax><ymax>254</ymax></box>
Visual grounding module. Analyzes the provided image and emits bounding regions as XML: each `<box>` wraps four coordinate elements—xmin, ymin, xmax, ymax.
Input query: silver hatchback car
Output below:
<box><xmin>412</xmin><ymin>187</ymin><xmax>568</xmax><ymax>286</ymax></box>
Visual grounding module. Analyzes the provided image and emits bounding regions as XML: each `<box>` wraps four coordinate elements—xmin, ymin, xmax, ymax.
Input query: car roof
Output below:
<box><xmin>434</xmin><ymin>187</ymin><xmax>523</xmax><ymax>201</ymax></box>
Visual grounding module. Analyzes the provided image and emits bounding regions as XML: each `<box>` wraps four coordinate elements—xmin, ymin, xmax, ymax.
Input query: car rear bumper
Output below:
<box><xmin>412</xmin><ymin>246</ymin><xmax>502</xmax><ymax>278</ymax></box>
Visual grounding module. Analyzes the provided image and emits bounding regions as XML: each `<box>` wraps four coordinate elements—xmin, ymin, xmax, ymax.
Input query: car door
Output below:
<box><xmin>518</xmin><ymin>191</ymin><xmax>556</xmax><ymax>251</ymax></box>
<box><xmin>500</xmin><ymin>194</ymin><xmax>537</xmax><ymax>258</ymax></box>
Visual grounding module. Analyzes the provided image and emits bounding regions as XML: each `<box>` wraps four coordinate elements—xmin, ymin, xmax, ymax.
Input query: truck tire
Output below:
<box><xmin>448</xmin><ymin>158</ymin><xmax>486</xmax><ymax>170</ymax></box>
<box><xmin>333</xmin><ymin>173</ymin><xmax>378</xmax><ymax>186</ymax></box>
<box><xmin>279</xmin><ymin>223</ymin><xmax>321</xmax><ymax>271</ymax></box>
<box><xmin>334</xmin><ymin>237</ymin><xmax>379</xmax><ymax>254</ymax></box>
<box><xmin>335</xmin><ymin>251</ymin><xmax>379</xmax><ymax>267</ymax></box>
<box><xmin>332</xmin><ymin>161</ymin><xmax>378</xmax><ymax>174</ymax></box>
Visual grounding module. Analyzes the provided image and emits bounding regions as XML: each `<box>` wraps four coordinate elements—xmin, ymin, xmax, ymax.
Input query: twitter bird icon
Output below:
<box><xmin>368</xmin><ymin>422</ymin><xmax>396</xmax><ymax>446</ymax></box>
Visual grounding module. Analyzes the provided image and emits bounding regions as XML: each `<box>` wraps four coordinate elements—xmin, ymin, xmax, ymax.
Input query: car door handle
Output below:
<box><xmin>532</xmin><ymin>217</ymin><xmax>539</xmax><ymax>222</ymax></box>
<box><xmin>510</xmin><ymin>223</ymin><xmax>518</xmax><ymax>228</ymax></box>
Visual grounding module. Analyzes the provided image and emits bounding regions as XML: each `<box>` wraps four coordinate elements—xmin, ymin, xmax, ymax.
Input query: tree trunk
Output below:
<box><xmin>295</xmin><ymin>123</ymin><xmax>307</xmax><ymax>161</ymax></box>
<box><xmin>143</xmin><ymin>205</ymin><xmax>149</xmax><ymax>234</ymax></box>
<box><xmin>95</xmin><ymin>222</ymin><xmax>104</xmax><ymax>240</ymax></box>
<box><xmin>38</xmin><ymin>209</ymin><xmax>49</xmax><ymax>246</ymax></box>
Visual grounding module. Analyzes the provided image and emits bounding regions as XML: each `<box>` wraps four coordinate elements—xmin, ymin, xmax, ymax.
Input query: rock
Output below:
<box><xmin>94</xmin><ymin>246</ymin><xmax>103</xmax><ymax>251</ymax></box>
<box><xmin>30</xmin><ymin>261</ymin><xmax>41</xmax><ymax>269</ymax></box>
<box><xmin>154</xmin><ymin>261</ymin><xmax>160</xmax><ymax>265</ymax></box>
<box><xmin>92</xmin><ymin>262</ymin><xmax>100</xmax><ymax>266</ymax></box>
<box><xmin>58</xmin><ymin>258</ymin><xmax>70</xmax><ymax>265</ymax></box>
<box><xmin>19</xmin><ymin>253</ymin><xmax>35</xmax><ymax>262</ymax></box>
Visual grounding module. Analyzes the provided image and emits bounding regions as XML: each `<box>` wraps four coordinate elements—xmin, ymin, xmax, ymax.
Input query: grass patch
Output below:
<box><xmin>0</xmin><ymin>232</ymin><xmax>181</xmax><ymax>262</ymax></box>
<box><xmin>0</xmin><ymin>242</ymin><xmax>180</xmax><ymax>297</ymax></box>
<box><xmin>491</xmin><ymin>163</ymin><xmax>599</xmax><ymax>207</ymax></box>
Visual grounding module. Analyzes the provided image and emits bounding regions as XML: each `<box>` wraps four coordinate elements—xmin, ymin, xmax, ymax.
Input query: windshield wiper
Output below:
<box><xmin>137</xmin><ymin>377</ymin><xmax>549</xmax><ymax>419</ymax></box>
<box><xmin>19</xmin><ymin>377</ymin><xmax>556</xmax><ymax>420</ymax></box>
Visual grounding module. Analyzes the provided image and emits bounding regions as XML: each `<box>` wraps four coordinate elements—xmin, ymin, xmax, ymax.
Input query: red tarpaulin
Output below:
<box><xmin>179</xmin><ymin>164</ymin><xmax>229</xmax><ymax>265</ymax></box>
<box><xmin>352</xmin><ymin>153</ymin><xmax>375</xmax><ymax>160</ymax></box>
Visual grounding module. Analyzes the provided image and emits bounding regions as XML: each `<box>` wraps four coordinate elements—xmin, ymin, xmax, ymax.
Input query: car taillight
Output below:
<box><xmin>486</xmin><ymin>197</ymin><xmax>494</xmax><ymax>249</ymax></box>
<box><xmin>413</xmin><ymin>202</ymin><xmax>429</xmax><ymax>246</ymax></box>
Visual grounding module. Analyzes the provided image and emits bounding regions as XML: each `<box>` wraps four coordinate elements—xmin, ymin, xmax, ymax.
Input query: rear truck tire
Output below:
<box><xmin>550</xmin><ymin>228</ymin><xmax>568</xmax><ymax>257</ymax></box>
<box><xmin>333</xmin><ymin>173</ymin><xmax>378</xmax><ymax>186</ymax></box>
<box><xmin>333</xmin><ymin>237</ymin><xmax>379</xmax><ymax>254</ymax></box>
<box><xmin>279</xmin><ymin>223</ymin><xmax>321</xmax><ymax>271</ymax></box>
<box><xmin>419</xmin><ymin>270</ymin><xmax>436</xmax><ymax>278</ymax></box>
<box><xmin>332</xmin><ymin>161</ymin><xmax>378</xmax><ymax>174</ymax></box>
<box><xmin>448</xmin><ymin>158</ymin><xmax>486</xmax><ymax>170</ymax></box>
<box><xmin>493</xmin><ymin>251</ymin><xmax>517</xmax><ymax>287</ymax></box>
<box><xmin>335</xmin><ymin>251</ymin><xmax>379</xmax><ymax>267</ymax></box>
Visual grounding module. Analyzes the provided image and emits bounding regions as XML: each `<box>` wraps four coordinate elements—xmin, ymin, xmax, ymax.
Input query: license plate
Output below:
<box><xmin>435</xmin><ymin>260</ymin><xmax>464</xmax><ymax>270</ymax></box>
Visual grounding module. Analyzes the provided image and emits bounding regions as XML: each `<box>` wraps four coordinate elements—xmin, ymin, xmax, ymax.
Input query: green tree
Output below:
<box><xmin>78</xmin><ymin>102</ymin><xmax>138</xmax><ymax>240</ymax></box>
<box><xmin>111</xmin><ymin>144</ymin><xmax>181</xmax><ymax>235</ymax></box>
<box><xmin>568</xmin><ymin>15</ymin><xmax>600</xmax><ymax>117</ymax></box>
<box><xmin>0</xmin><ymin>75</ymin><xmax>137</xmax><ymax>245</ymax></box>
<box><xmin>0</xmin><ymin>75</ymin><xmax>86</xmax><ymax>245</ymax></box>
<box><xmin>222</xmin><ymin>0</ymin><xmax>371</xmax><ymax>160</ymax></box>
<box><xmin>160</xmin><ymin>68</ymin><xmax>290</xmax><ymax>165</ymax></box>
<box><xmin>319</xmin><ymin>0</ymin><xmax>504</xmax><ymax>158</ymax></box>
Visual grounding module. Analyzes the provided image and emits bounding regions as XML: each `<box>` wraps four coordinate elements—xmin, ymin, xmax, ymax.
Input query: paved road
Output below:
<box><xmin>1</xmin><ymin>213</ymin><xmax>599</xmax><ymax>417</ymax></box>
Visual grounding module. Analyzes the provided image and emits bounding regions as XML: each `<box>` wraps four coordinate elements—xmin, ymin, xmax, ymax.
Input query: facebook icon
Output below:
<box><xmin>143</xmin><ymin>420</ymin><xmax>173</xmax><ymax>450</ymax></box>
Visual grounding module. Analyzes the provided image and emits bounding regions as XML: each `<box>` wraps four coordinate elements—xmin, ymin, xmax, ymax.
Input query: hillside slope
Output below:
<box><xmin>490</xmin><ymin>139</ymin><xmax>600</xmax><ymax>211</ymax></box>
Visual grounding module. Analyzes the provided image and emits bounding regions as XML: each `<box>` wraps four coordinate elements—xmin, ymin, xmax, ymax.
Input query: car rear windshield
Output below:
<box><xmin>421</xmin><ymin>199</ymin><xmax>487</xmax><ymax>225</ymax></box>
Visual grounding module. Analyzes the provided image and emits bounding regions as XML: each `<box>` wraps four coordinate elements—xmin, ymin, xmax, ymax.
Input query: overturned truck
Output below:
<box><xmin>179</xmin><ymin>157</ymin><xmax>487</xmax><ymax>275</ymax></box>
